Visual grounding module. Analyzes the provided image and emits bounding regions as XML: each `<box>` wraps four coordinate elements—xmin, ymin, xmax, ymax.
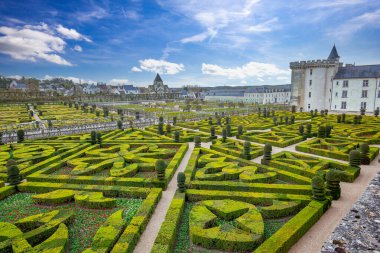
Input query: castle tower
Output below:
<box><xmin>290</xmin><ymin>45</ymin><xmax>341</xmax><ymax>111</ymax></box>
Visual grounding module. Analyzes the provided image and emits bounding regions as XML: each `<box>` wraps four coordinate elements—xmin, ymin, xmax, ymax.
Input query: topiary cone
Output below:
<box><xmin>156</xmin><ymin>159</ymin><xmax>167</xmax><ymax>181</ymax></box>
<box><xmin>177</xmin><ymin>172</ymin><xmax>186</xmax><ymax>192</ymax></box>
<box><xmin>349</xmin><ymin>150</ymin><xmax>361</xmax><ymax>168</ymax></box>
<box><xmin>311</xmin><ymin>176</ymin><xmax>326</xmax><ymax>201</ymax></box>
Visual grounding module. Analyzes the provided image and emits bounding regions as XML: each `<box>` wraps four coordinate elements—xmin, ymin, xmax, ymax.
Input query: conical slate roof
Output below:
<box><xmin>328</xmin><ymin>45</ymin><xmax>339</xmax><ymax>60</ymax></box>
<box><xmin>154</xmin><ymin>73</ymin><xmax>163</xmax><ymax>83</ymax></box>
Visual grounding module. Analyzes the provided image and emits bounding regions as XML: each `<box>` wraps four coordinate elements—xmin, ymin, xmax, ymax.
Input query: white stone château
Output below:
<box><xmin>203</xmin><ymin>85</ymin><xmax>291</xmax><ymax>104</ymax></box>
<box><xmin>290</xmin><ymin>45</ymin><xmax>380</xmax><ymax>112</ymax></box>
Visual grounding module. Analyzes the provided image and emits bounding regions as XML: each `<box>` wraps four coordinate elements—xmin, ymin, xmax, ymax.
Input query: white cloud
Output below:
<box><xmin>157</xmin><ymin>0</ymin><xmax>275</xmax><ymax>45</ymax></box>
<box><xmin>56</xmin><ymin>25</ymin><xmax>92</xmax><ymax>42</ymax></box>
<box><xmin>43</xmin><ymin>75</ymin><xmax>96</xmax><ymax>84</ymax></box>
<box><xmin>131</xmin><ymin>66</ymin><xmax>142</xmax><ymax>72</ymax></box>
<box><xmin>7</xmin><ymin>75</ymin><xmax>22</xmax><ymax>80</ymax></box>
<box><xmin>0</xmin><ymin>22</ymin><xmax>92</xmax><ymax>66</ymax></box>
<box><xmin>122</xmin><ymin>8</ymin><xmax>140</xmax><ymax>20</ymax></box>
<box><xmin>240</xmin><ymin>80</ymin><xmax>247</xmax><ymax>84</ymax></box>
<box><xmin>180</xmin><ymin>29</ymin><xmax>217</xmax><ymax>43</ymax></box>
<box><xmin>75</xmin><ymin>6</ymin><xmax>108</xmax><ymax>22</ymax></box>
<box><xmin>246</xmin><ymin>18</ymin><xmax>278</xmax><ymax>33</ymax></box>
<box><xmin>258</xmin><ymin>77</ymin><xmax>264</xmax><ymax>82</ymax></box>
<box><xmin>138</xmin><ymin>59</ymin><xmax>184</xmax><ymax>75</ymax></box>
<box><xmin>308</xmin><ymin>0</ymin><xmax>367</xmax><ymax>9</ymax></box>
<box><xmin>329</xmin><ymin>9</ymin><xmax>380</xmax><ymax>38</ymax></box>
<box><xmin>109</xmin><ymin>79</ymin><xmax>129</xmax><ymax>85</ymax></box>
<box><xmin>73</xmin><ymin>45</ymin><xmax>82</xmax><ymax>52</ymax></box>
<box><xmin>276</xmin><ymin>76</ymin><xmax>290</xmax><ymax>81</ymax></box>
<box><xmin>201</xmin><ymin>61</ymin><xmax>290</xmax><ymax>80</ymax></box>
<box><xmin>0</xmin><ymin>24</ymin><xmax>72</xmax><ymax>66</ymax></box>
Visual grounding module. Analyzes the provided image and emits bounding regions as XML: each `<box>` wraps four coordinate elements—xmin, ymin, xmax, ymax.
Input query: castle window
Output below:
<box><xmin>342</xmin><ymin>90</ymin><xmax>348</xmax><ymax>98</ymax></box>
<box><xmin>308</xmin><ymin>104</ymin><xmax>310</xmax><ymax>109</ymax></box>
<box><xmin>336</xmin><ymin>81</ymin><xmax>339</xmax><ymax>85</ymax></box>
<box><xmin>361</xmin><ymin>90</ymin><xmax>368</xmax><ymax>98</ymax></box>
<box><xmin>309</xmin><ymin>80</ymin><xmax>312</xmax><ymax>86</ymax></box>
<box><xmin>378</xmin><ymin>90</ymin><xmax>380</xmax><ymax>98</ymax></box>
<box><xmin>309</xmin><ymin>92</ymin><xmax>311</xmax><ymax>98</ymax></box>
<box><xmin>341</xmin><ymin>102</ymin><xmax>347</xmax><ymax>109</ymax></box>
<box><xmin>361</xmin><ymin>102</ymin><xmax>367</xmax><ymax>109</ymax></box>
<box><xmin>335</xmin><ymin>92</ymin><xmax>338</xmax><ymax>97</ymax></box>
<box><xmin>310</xmin><ymin>69</ymin><xmax>313</xmax><ymax>75</ymax></box>
<box><xmin>363</xmin><ymin>80</ymin><xmax>369</xmax><ymax>87</ymax></box>
<box><xmin>343</xmin><ymin>80</ymin><xmax>349</xmax><ymax>87</ymax></box>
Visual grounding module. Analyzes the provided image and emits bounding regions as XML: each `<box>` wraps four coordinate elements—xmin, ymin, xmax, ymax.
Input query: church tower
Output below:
<box><xmin>290</xmin><ymin>45</ymin><xmax>341</xmax><ymax>111</ymax></box>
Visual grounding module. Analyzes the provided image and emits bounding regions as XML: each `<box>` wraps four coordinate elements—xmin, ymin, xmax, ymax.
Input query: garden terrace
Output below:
<box><xmin>145</xmin><ymin>125</ymin><xmax>211</xmax><ymax>142</ymax></box>
<box><xmin>0</xmin><ymin>104</ymin><xmax>33</xmax><ymax>131</ymax></box>
<box><xmin>240</xmin><ymin>130</ymin><xmax>304</xmax><ymax>147</ymax></box>
<box><xmin>0</xmin><ymin>182</ymin><xmax>161</xmax><ymax>253</ymax></box>
<box><xmin>24</xmin><ymin>141</ymin><xmax>188</xmax><ymax>189</ymax></box>
<box><xmin>296</xmin><ymin>138</ymin><xmax>379</xmax><ymax>162</ymax></box>
<box><xmin>211</xmin><ymin>138</ymin><xmax>264</xmax><ymax>159</ymax></box>
<box><xmin>183</xmin><ymin>147</ymin><xmax>313</xmax><ymax>193</ymax></box>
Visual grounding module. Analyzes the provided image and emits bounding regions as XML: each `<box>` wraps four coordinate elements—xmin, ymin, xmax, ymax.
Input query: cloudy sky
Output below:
<box><xmin>0</xmin><ymin>0</ymin><xmax>379</xmax><ymax>87</ymax></box>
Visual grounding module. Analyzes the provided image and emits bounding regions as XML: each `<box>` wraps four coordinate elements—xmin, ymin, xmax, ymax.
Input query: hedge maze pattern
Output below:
<box><xmin>1</xmin><ymin>110</ymin><xmax>380</xmax><ymax>253</ymax></box>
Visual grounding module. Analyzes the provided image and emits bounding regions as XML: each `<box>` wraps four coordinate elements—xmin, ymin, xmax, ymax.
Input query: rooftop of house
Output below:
<box><xmin>334</xmin><ymin>64</ymin><xmax>380</xmax><ymax>79</ymax></box>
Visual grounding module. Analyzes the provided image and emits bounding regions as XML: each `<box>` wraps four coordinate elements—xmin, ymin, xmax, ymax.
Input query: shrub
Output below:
<box><xmin>173</xmin><ymin>116</ymin><xmax>177</xmax><ymax>125</ymax></box>
<box><xmin>374</xmin><ymin>108</ymin><xmax>379</xmax><ymax>117</ymax></box>
<box><xmin>311</xmin><ymin>176</ymin><xmax>325</xmax><ymax>201</ymax></box>
<box><xmin>284</xmin><ymin>116</ymin><xmax>289</xmax><ymax>125</ymax></box>
<box><xmin>208</xmin><ymin>117</ymin><xmax>213</xmax><ymax>125</ymax></box>
<box><xmin>291</xmin><ymin>105</ymin><xmax>296</xmax><ymax>113</ymax></box>
<box><xmin>48</xmin><ymin>120</ymin><xmax>53</xmax><ymax>129</ymax></box>
<box><xmin>318</xmin><ymin>126</ymin><xmax>326</xmax><ymax>138</ymax></box>
<box><xmin>337</xmin><ymin>115</ymin><xmax>341</xmax><ymax>123</ymax></box>
<box><xmin>174</xmin><ymin>131</ymin><xmax>180</xmax><ymax>143</ymax></box>
<box><xmin>96</xmin><ymin>132</ymin><xmax>102</xmax><ymax>145</ymax></box>
<box><xmin>158</xmin><ymin>122</ymin><xmax>164</xmax><ymax>135</ymax></box>
<box><xmin>360</xmin><ymin>143</ymin><xmax>370</xmax><ymax>165</ymax></box>
<box><xmin>326</xmin><ymin>170</ymin><xmax>342</xmax><ymax>200</ymax></box>
<box><xmin>6</xmin><ymin>153</ymin><xmax>21</xmax><ymax>186</ymax></box>
<box><xmin>17</xmin><ymin>130</ymin><xmax>25</xmax><ymax>143</ymax></box>
<box><xmin>306</xmin><ymin>123</ymin><xmax>312</xmax><ymax>137</ymax></box>
<box><xmin>360</xmin><ymin>107</ymin><xmax>366</xmax><ymax>116</ymax></box>
<box><xmin>290</xmin><ymin>115</ymin><xmax>295</xmax><ymax>124</ymax></box>
<box><xmin>310</xmin><ymin>110</ymin><xmax>314</xmax><ymax>117</ymax></box>
<box><xmin>210</xmin><ymin>127</ymin><xmax>216</xmax><ymax>139</ymax></box>
<box><xmin>279</xmin><ymin>116</ymin><xmax>283</xmax><ymax>125</ymax></box>
<box><xmin>325</xmin><ymin>126</ymin><xmax>333</xmax><ymax>138</ymax></box>
<box><xmin>237</xmin><ymin>125</ymin><xmax>243</xmax><ymax>137</ymax></box>
<box><xmin>342</xmin><ymin>113</ymin><xmax>346</xmax><ymax>122</ymax></box>
<box><xmin>225</xmin><ymin>117</ymin><xmax>230</xmax><ymax>125</ymax></box>
<box><xmin>298</xmin><ymin>125</ymin><xmax>304</xmax><ymax>136</ymax></box>
<box><xmin>349</xmin><ymin>150</ymin><xmax>361</xmax><ymax>167</ymax></box>
<box><xmin>222</xmin><ymin>128</ymin><xmax>227</xmax><ymax>143</ymax></box>
<box><xmin>324</xmin><ymin>109</ymin><xmax>328</xmax><ymax>115</ymax></box>
<box><xmin>135</xmin><ymin>111</ymin><xmax>140</xmax><ymax>120</ymax></box>
<box><xmin>273</xmin><ymin>116</ymin><xmax>277</xmax><ymax>126</ymax></box>
<box><xmin>226</xmin><ymin>125</ymin><xmax>231</xmax><ymax>137</ymax></box>
<box><xmin>177</xmin><ymin>172</ymin><xmax>186</xmax><ymax>193</ymax></box>
<box><xmin>166</xmin><ymin>124</ymin><xmax>171</xmax><ymax>133</ymax></box>
<box><xmin>262</xmin><ymin>144</ymin><xmax>272</xmax><ymax>165</ymax></box>
<box><xmin>194</xmin><ymin>136</ymin><xmax>201</xmax><ymax>148</ymax></box>
<box><xmin>156</xmin><ymin>159</ymin><xmax>167</xmax><ymax>181</ymax></box>
<box><xmin>117</xmin><ymin>120</ymin><xmax>123</xmax><ymax>130</ymax></box>
<box><xmin>243</xmin><ymin>141</ymin><xmax>251</xmax><ymax>160</ymax></box>
<box><xmin>91</xmin><ymin>131</ymin><xmax>97</xmax><ymax>145</ymax></box>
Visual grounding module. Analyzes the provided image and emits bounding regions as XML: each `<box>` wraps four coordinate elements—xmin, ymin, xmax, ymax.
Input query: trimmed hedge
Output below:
<box><xmin>255</xmin><ymin>200</ymin><xmax>330</xmax><ymax>253</ymax></box>
<box><xmin>151</xmin><ymin>192</ymin><xmax>185</xmax><ymax>253</ymax></box>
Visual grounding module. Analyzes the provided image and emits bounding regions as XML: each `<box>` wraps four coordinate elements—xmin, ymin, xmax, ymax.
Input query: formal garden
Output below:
<box><xmin>0</xmin><ymin>103</ymin><xmax>379</xmax><ymax>252</ymax></box>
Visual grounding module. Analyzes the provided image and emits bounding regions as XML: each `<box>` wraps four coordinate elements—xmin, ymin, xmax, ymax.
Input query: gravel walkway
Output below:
<box><xmin>133</xmin><ymin>142</ymin><xmax>195</xmax><ymax>253</ymax></box>
<box><xmin>321</xmin><ymin>171</ymin><xmax>380</xmax><ymax>253</ymax></box>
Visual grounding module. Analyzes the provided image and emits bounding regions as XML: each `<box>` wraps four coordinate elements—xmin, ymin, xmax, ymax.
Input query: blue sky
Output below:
<box><xmin>0</xmin><ymin>0</ymin><xmax>379</xmax><ymax>87</ymax></box>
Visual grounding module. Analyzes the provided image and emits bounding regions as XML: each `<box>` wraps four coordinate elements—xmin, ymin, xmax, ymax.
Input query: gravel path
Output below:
<box><xmin>133</xmin><ymin>142</ymin><xmax>195</xmax><ymax>253</ymax></box>
<box><xmin>133</xmin><ymin>126</ymin><xmax>380</xmax><ymax>253</ymax></box>
<box><xmin>289</xmin><ymin>150</ymin><xmax>380</xmax><ymax>253</ymax></box>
